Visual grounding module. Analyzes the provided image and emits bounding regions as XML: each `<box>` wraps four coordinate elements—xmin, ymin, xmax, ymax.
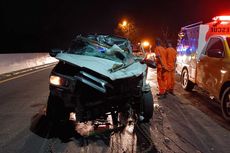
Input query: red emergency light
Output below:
<box><xmin>213</xmin><ymin>16</ymin><xmax>230</xmax><ymax>21</ymax></box>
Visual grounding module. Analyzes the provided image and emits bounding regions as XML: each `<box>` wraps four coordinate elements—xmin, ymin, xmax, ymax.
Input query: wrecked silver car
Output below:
<box><xmin>47</xmin><ymin>35</ymin><xmax>155</xmax><ymax>126</ymax></box>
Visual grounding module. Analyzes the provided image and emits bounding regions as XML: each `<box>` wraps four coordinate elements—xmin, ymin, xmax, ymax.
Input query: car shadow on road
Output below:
<box><xmin>29</xmin><ymin>108</ymin><xmax>158</xmax><ymax>152</ymax></box>
<box><xmin>136</xmin><ymin>122</ymin><xmax>158</xmax><ymax>153</ymax></box>
<box><xmin>29</xmin><ymin>108</ymin><xmax>111</xmax><ymax>147</ymax></box>
<box><xmin>30</xmin><ymin>111</ymin><xmax>77</xmax><ymax>141</ymax></box>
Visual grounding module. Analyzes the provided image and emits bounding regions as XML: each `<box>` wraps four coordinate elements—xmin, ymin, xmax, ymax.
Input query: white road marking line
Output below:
<box><xmin>0</xmin><ymin>66</ymin><xmax>53</xmax><ymax>84</ymax></box>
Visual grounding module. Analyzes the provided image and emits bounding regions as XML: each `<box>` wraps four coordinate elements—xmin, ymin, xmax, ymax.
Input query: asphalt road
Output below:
<box><xmin>0</xmin><ymin>67</ymin><xmax>51</xmax><ymax>153</ymax></box>
<box><xmin>148</xmin><ymin>69</ymin><xmax>230</xmax><ymax>153</ymax></box>
<box><xmin>0</xmin><ymin>66</ymin><xmax>229</xmax><ymax>153</ymax></box>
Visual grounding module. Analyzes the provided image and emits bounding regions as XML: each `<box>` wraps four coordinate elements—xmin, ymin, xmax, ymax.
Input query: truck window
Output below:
<box><xmin>206</xmin><ymin>38</ymin><xmax>224</xmax><ymax>58</ymax></box>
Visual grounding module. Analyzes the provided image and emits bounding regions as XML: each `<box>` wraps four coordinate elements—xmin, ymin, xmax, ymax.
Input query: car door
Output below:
<box><xmin>196</xmin><ymin>37</ymin><xmax>225</xmax><ymax>96</ymax></box>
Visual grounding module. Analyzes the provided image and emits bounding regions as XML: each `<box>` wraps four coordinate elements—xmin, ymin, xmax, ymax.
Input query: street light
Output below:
<box><xmin>116</xmin><ymin>19</ymin><xmax>137</xmax><ymax>42</ymax></box>
<box><xmin>121</xmin><ymin>20</ymin><xmax>128</xmax><ymax>27</ymax></box>
<box><xmin>141</xmin><ymin>40</ymin><xmax>152</xmax><ymax>54</ymax></box>
<box><xmin>119</xmin><ymin>19</ymin><xmax>130</xmax><ymax>39</ymax></box>
<box><xmin>142</xmin><ymin>41</ymin><xmax>150</xmax><ymax>47</ymax></box>
<box><xmin>119</xmin><ymin>20</ymin><xmax>129</xmax><ymax>30</ymax></box>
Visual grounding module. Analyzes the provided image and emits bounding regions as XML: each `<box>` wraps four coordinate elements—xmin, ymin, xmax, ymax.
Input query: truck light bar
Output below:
<box><xmin>213</xmin><ymin>16</ymin><xmax>230</xmax><ymax>21</ymax></box>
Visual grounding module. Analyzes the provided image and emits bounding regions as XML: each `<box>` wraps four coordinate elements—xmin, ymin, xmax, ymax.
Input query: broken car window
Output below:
<box><xmin>67</xmin><ymin>35</ymin><xmax>135</xmax><ymax>66</ymax></box>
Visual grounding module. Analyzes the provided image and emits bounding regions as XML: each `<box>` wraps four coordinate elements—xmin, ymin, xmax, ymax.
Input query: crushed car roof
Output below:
<box><xmin>55</xmin><ymin>34</ymin><xmax>147</xmax><ymax>80</ymax></box>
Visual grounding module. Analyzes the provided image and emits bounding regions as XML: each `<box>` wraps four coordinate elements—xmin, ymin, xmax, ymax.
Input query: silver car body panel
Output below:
<box><xmin>56</xmin><ymin>53</ymin><xmax>147</xmax><ymax>80</ymax></box>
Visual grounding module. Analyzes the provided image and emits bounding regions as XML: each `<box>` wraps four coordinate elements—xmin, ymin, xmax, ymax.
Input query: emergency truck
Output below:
<box><xmin>176</xmin><ymin>16</ymin><xmax>230</xmax><ymax>121</ymax></box>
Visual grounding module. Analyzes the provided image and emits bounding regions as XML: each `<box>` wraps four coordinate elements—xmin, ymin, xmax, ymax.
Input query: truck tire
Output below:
<box><xmin>142</xmin><ymin>91</ymin><xmax>154</xmax><ymax>122</ymax></box>
<box><xmin>181</xmin><ymin>68</ymin><xmax>195</xmax><ymax>91</ymax></box>
<box><xmin>111</xmin><ymin>111</ymin><xmax>119</xmax><ymax>126</ymax></box>
<box><xmin>221</xmin><ymin>87</ymin><xmax>230</xmax><ymax>121</ymax></box>
<box><xmin>46</xmin><ymin>93</ymin><xmax>69</xmax><ymax>124</ymax></box>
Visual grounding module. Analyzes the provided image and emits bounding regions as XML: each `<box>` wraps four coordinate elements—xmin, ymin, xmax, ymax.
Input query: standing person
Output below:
<box><xmin>154</xmin><ymin>38</ymin><xmax>168</xmax><ymax>99</ymax></box>
<box><xmin>166</xmin><ymin>42</ymin><xmax>177</xmax><ymax>95</ymax></box>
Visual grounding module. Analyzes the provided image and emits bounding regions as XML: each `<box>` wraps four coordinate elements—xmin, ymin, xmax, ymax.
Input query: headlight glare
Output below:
<box><xmin>50</xmin><ymin>75</ymin><xmax>62</xmax><ymax>86</ymax></box>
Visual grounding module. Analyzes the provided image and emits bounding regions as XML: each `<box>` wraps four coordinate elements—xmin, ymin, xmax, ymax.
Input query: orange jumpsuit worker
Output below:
<box><xmin>166</xmin><ymin>43</ymin><xmax>177</xmax><ymax>95</ymax></box>
<box><xmin>154</xmin><ymin>39</ymin><xmax>168</xmax><ymax>99</ymax></box>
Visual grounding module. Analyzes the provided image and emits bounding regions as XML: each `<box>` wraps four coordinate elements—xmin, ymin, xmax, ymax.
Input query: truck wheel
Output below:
<box><xmin>142</xmin><ymin>91</ymin><xmax>154</xmax><ymax>122</ymax></box>
<box><xmin>111</xmin><ymin>111</ymin><xmax>119</xmax><ymax>127</ymax></box>
<box><xmin>181</xmin><ymin>69</ymin><xmax>195</xmax><ymax>91</ymax></box>
<box><xmin>46</xmin><ymin>93</ymin><xmax>69</xmax><ymax>124</ymax></box>
<box><xmin>221</xmin><ymin>87</ymin><xmax>230</xmax><ymax>121</ymax></box>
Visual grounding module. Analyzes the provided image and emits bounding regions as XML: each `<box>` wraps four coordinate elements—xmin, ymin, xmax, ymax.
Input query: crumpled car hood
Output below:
<box><xmin>56</xmin><ymin>53</ymin><xmax>146</xmax><ymax>80</ymax></box>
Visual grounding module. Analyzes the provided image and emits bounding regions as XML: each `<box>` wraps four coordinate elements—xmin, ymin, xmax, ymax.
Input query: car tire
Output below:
<box><xmin>181</xmin><ymin>68</ymin><xmax>195</xmax><ymax>91</ymax></box>
<box><xmin>221</xmin><ymin>87</ymin><xmax>230</xmax><ymax>121</ymax></box>
<box><xmin>46</xmin><ymin>93</ymin><xmax>69</xmax><ymax>124</ymax></box>
<box><xmin>142</xmin><ymin>91</ymin><xmax>154</xmax><ymax>122</ymax></box>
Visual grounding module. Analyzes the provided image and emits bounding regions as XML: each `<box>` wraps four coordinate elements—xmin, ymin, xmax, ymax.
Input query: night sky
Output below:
<box><xmin>1</xmin><ymin>0</ymin><xmax>230</xmax><ymax>52</ymax></box>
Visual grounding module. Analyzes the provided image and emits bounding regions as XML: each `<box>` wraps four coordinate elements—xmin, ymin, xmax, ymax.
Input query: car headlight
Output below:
<box><xmin>49</xmin><ymin>75</ymin><xmax>69</xmax><ymax>87</ymax></box>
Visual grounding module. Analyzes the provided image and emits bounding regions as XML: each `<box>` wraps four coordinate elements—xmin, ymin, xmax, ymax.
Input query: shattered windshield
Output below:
<box><xmin>67</xmin><ymin>35</ymin><xmax>135</xmax><ymax>65</ymax></box>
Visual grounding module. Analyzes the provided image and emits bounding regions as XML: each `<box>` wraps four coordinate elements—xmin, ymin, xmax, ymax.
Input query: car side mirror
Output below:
<box><xmin>49</xmin><ymin>49</ymin><xmax>62</xmax><ymax>57</ymax></box>
<box><xmin>207</xmin><ymin>49</ymin><xmax>224</xmax><ymax>58</ymax></box>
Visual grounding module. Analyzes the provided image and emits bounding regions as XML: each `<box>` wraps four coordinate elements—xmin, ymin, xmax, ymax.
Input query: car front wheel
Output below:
<box><xmin>221</xmin><ymin>87</ymin><xmax>230</xmax><ymax>121</ymax></box>
<box><xmin>142</xmin><ymin>91</ymin><xmax>154</xmax><ymax>122</ymax></box>
<box><xmin>46</xmin><ymin>93</ymin><xmax>69</xmax><ymax>124</ymax></box>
